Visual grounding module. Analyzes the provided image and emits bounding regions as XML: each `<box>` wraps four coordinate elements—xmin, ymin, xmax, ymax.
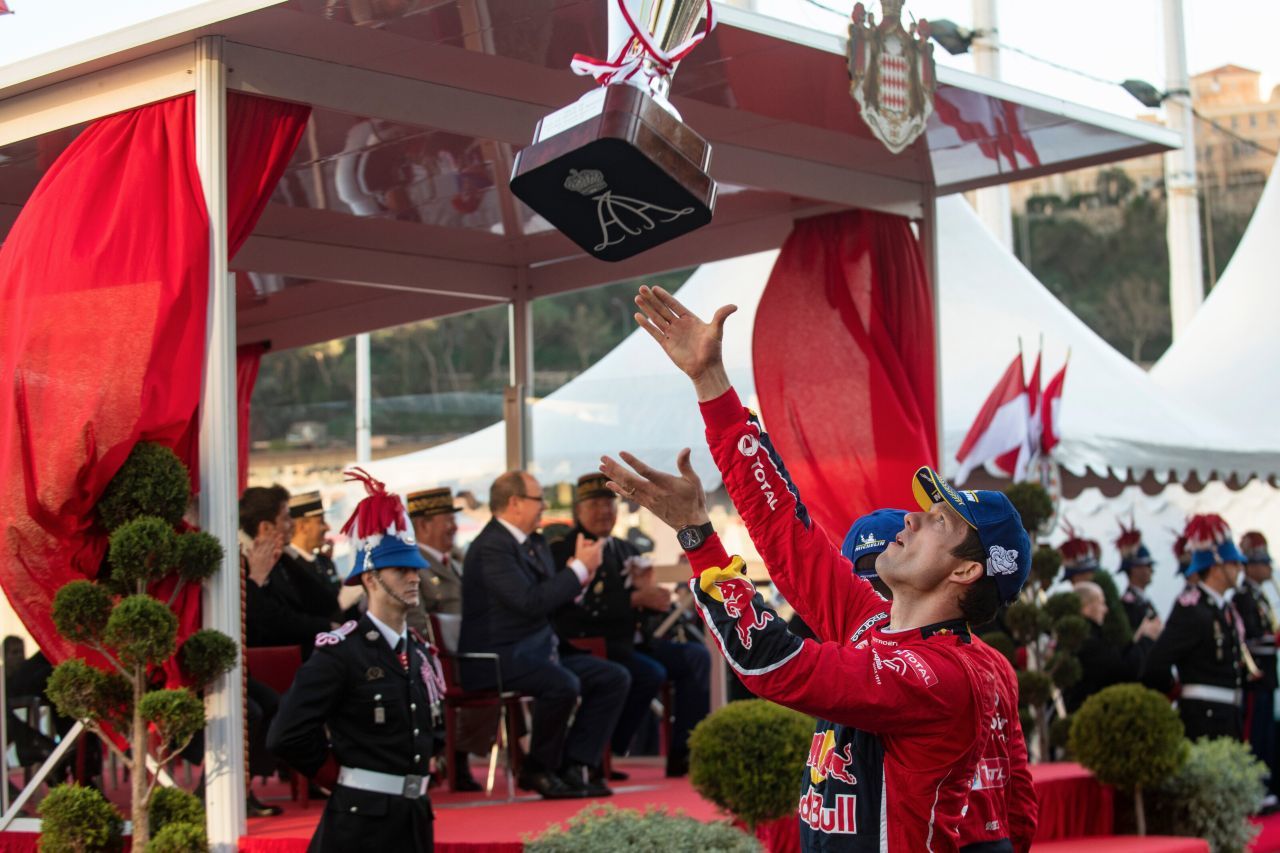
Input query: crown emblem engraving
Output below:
<box><xmin>564</xmin><ymin>168</ymin><xmax>608</xmax><ymax>195</ymax></box>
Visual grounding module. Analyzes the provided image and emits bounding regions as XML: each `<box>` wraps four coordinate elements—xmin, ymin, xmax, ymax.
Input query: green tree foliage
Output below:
<box><xmin>45</xmin><ymin>442</ymin><xmax>235</xmax><ymax>851</ymax></box>
<box><xmin>52</xmin><ymin>581</ymin><xmax>113</xmax><ymax>645</ymax></box>
<box><xmin>688</xmin><ymin>700</ymin><xmax>814</xmax><ymax>831</ymax></box>
<box><xmin>179</xmin><ymin>630</ymin><xmax>238</xmax><ymax>687</ymax></box>
<box><xmin>108</xmin><ymin>518</ymin><xmax>179</xmax><ymax>589</ymax></box>
<box><xmin>1070</xmin><ymin>684</ymin><xmax>1188</xmax><ymax>834</ymax></box>
<box><xmin>144</xmin><ymin>823</ymin><xmax>207</xmax><ymax>853</ymax></box>
<box><xmin>148</xmin><ymin>787</ymin><xmax>205</xmax><ymax>837</ymax></box>
<box><xmin>1092</xmin><ymin>570</ymin><xmax>1134</xmax><ymax>646</ymax></box>
<box><xmin>1150</xmin><ymin>736</ymin><xmax>1265</xmax><ymax>853</ymax></box>
<box><xmin>96</xmin><ymin>443</ymin><xmax>189</xmax><ymax>532</ymax></box>
<box><xmin>38</xmin><ymin>784</ymin><xmax>124</xmax><ymax>853</ymax></box>
<box><xmin>527</xmin><ymin>804</ymin><xmax>760</xmax><ymax>853</ymax></box>
<box><xmin>1005</xmin><ymin>482</ymin><xmax>1055</xmax><ymax>539</ymax></box>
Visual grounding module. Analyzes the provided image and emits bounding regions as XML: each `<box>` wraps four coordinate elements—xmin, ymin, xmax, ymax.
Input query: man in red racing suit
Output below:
<box><xmin>600</xmin><ymin>286</ymin><xmax>1037</xmax><ymax>853</ymax></box>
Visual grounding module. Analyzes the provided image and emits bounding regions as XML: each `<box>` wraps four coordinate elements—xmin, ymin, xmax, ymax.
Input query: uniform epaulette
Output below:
<box><xmin>1177</xmin><ymin>587</ymin><xmax>1201</xmax><ymax>607</ymax></box>
<box><xmin>314</xmin><ymin>620</ymin><xmax>359</xmax><ymax>648</ymax></box>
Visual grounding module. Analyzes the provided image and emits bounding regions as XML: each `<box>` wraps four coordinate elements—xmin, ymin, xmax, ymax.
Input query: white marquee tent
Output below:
<box><xmin>1150</xmin><ymin>164</ymin><xmax>1280</xmax><ymax>450</ymax></box>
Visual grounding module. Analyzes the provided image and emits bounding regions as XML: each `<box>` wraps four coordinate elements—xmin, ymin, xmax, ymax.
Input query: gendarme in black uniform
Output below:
<box><xmin>268</xmin><ymin>472</ymin><xmax>445</xmax><ymax>852</ymax></box>
<box><xmin>1142</xmin><ymin>517</ymin><xmax>1248</xmax><ymax>741</ymax></box>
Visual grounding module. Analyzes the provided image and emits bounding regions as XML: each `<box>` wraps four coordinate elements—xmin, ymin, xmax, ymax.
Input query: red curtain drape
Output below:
<box><xmin>751</xmin><ymin>210</ymin><xmax>937</xmax><ymax>537</ymax></box>
<box><xmin>237</xmin><ymin>342</ymin><xmax>269</xmax><ymax>492</ymax></box>
<box><xmin>0</xmin><ymin>92</ymin><xmax>308</xmax><ymax>683</ymax></box>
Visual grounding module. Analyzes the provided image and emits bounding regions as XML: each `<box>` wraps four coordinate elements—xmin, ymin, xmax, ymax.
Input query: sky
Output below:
<box><xmin>0</xmin><ymin>0</ymin><xmax>1276</xmax><ymax>120</ymax></box>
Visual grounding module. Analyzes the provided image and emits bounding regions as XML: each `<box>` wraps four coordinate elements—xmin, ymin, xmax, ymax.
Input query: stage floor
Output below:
<box><xmin>242</xmin><ymin>757</ymin><xmax>729</xmax><ymax>852</ymax></box>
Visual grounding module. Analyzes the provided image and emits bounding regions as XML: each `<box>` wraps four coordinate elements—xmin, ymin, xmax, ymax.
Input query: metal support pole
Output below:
<box><xmin>1163</xmin><ymin>0</ymin><xmax>1204</xmax><ymax>338</ymax></box>
<box><xmin>356</xmin><ymin>333</ymin><xmax>372</xmax><ymax>463</ymax></box>
<box><xmin>195</xmin><ymin>35</ymin><xmax>247</xmax><ymax>850</ymax></box>
<box><xmin>970</xmin><ymin>0</ymin><xmax>1013</xmax><ymax>251</ymax></box>
<box><xmin>505</xmin><ymin>273</ymin><xmax>533</xmax><ymax>472</ymax></box>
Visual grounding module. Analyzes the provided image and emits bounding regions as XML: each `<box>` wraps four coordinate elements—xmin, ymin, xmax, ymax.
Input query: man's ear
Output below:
<box><xmin>952</xmin><ymin>559</ymin><xmax>985</xmax><ymax>586</ymax></box>
<box><xmin>256</xmin><ymin>520</ymin><xmax>272</xmax><ymax>539</ymax></box>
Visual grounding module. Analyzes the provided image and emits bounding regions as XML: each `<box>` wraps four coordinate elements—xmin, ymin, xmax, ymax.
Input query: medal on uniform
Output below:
<box><xmin>366</xmin><ymin>630</ymin><xmax>380</xmax><ymax>642</ymax></box>
<box><xmin>593</xmin><ymin>581</ymin><xmax>605</xmax><ymax>595</ymax></box>
<box><xmin>1214</xmin><ymin>620</ymin><xmax>1224</xmax><ymax>661</ymax></box>
<box><xmin>366</xmin><ymin>666</ymin><xmax>384</xmax><ymax>681</ymax></box>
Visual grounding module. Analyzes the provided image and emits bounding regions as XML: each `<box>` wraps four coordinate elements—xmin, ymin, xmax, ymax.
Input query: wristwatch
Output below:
<box><xmin>676</xmin><ymin>522</ymin><xmax>715</xmax><ymax>551</ymax></box>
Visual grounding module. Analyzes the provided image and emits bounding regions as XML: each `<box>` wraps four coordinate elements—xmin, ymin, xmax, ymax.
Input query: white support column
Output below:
<box><xmin>505</xmin><ymin>273</ymin><xmax>533</xmax><ymax>472</ymax></box>
<box><xmin>355</xmin><ymin>333</ymin><xmax>372</xmax><ymax>463</ymax></box>
<box><xmin>919</xmin><ymin>187</ymin><xmax>944</xmax><ymax>467</ymax></box>
<box><xmin>1163</xmin><ymin>0</ymin><xmax>1204</xmax><ymax>338</ymax></box>
<box><xmin>195</xmin><ymin>35</ymin><xmax>247</xmax><ymax>850</ymax></box>
<box><xmin>970</xmin><ymin>0</ymin><xmax>1014</xmax><ymax>251</ymax></box>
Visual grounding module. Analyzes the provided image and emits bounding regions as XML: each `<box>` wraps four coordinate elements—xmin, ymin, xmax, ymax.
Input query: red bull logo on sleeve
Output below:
<box><xmin>799</xmin><ymin>785</ymin><xmax>858</xmax><ymax>835</ymax></box>
<box><xmin>807</xmin><ymin>730</ymin><xmax>858</xmax><ymax>785</ymax></box>
<box><xmin>699</xmin><ymin>560</ymin><xmax>775</xmax><ymax>650</ymax></box>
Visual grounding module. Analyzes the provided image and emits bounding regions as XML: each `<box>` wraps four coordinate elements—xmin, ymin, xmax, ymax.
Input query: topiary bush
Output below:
<box><xmin>144</xmin><ymin>822</ymin><xmax>207</xmax><ymax>853</ymax></box>
<box><xmin>1005</xmin><ymin>481</ymin><xmax>1055</xmax><ymax>539</ymax></box>
<box><xmin>1070</xmin><ymin>684</ymin><xmax>1188</xmax><ymax>834</ymax></box>
<box><xmin>149</xmin><ymin>786</ymin><xmax>204</xmax><ymax>837</ymax></box>
<box><xmin>46</xmin><ymin>442</ymin><xmax>236</xmax><ymax>850</ymax></box>
<box><xmin>38</xmin><ymin>783</ymin><xmax>124</xmax><ymax>852</ymax></box>
<box><xmin>96</xmin><ymin>443</ymin><xmax>189</xmax><ymax>532</ymax></box>
<box><xmin>1150</xmin><ymin>736</ymin><xmax>1264</xmax><ymax>853</ymax></box>
<box><xmin>688</xmin><ymin>700</ymin><xmax>813</xmax><ymax>831</ymax></box>
<box><xmin>526</xmin><ymin>804</ymin><xmax>760</xmax><ymax>853</ymax></box>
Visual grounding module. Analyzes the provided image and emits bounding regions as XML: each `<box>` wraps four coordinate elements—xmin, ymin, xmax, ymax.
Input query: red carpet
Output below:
<box><xmin>1250</xmin><ymin>811</ymin><xmax>1280</xmax><ymax>853</ymax></box>
<box><xmin>241</xmin><ymin>758</ymin><xmax>733</xmax><ymax>852</ymax></box>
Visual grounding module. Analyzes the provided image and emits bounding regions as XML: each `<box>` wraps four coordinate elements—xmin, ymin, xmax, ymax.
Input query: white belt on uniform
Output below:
<box><xmin>338</xmin><ymin>766</ymin><xmax>430</xmax><ymax>799</ymax></box>
<box><xmin>1180</xmin><ymin>684</ymin><xmax>1242</xmax><ymax>706</ymax></box>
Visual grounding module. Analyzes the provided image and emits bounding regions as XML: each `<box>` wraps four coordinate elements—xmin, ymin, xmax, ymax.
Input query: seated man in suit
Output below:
<box><xmin>279</xmin><ymin>490</ymin><xmax>347</xmax><ymax>623</ymax></box>
<box><xmin>552</xmin><ymin>473</ymin><xmax>710</xmax><ymax>777</ymax></box>
<box><xmin>459</xmin><ymin>471</ymin><xmax>630</xmax><ymax>799</ymax></box>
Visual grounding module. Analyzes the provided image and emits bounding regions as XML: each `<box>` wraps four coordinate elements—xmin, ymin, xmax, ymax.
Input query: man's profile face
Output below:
<box><xmin>876</xmin><ymin>503</ymin><xmax>973</xmax><ymax>594</ymax></box>
<box><xmin>1129</xmin><ymin>564</ymin><xmax>1153</xmax><ymax>589</ymax></box>
<box><xmin>506</xmin><ymin>473</ymin><xmax>545</xmax><ymax>534</ymax></box>
<box><xmin>1246</xmin><ymin>560</ymin><xmax>1273</xmax><ymax>583</ymax></box>
<box><xmin>576</xmin><ymin>496</ymin><xmax>618</xmax><ymax>539</ymax></box>
<box><xmin>421</xmin><ymin>512</ymin><xmax>458</xmax><ymax>552</ymax></box>
<box><xmin>258</xmin><ymin>501</ymin><xmax>294</xmax><ymax>544</ymax></box>
<box><xmin>364</xmin><ymin>566</ymin><xmax>421</xmax><ymax>608</ymax></box>
<box><xmin>295</xmin><ymin>516</ymin><xmax>329</xmax><ymax>552</ymax></box>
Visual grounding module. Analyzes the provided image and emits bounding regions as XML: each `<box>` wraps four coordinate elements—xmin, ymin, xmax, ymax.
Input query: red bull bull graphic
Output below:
<box><xmin>699</xmin><ymin>561</ymin><xmax>774</xmax><ymax>650</ymax></box>
<box><xmin>799</xmin><ymin>785</ymin><xmax>858</xmax><ymax>834</ymax></box>
<box><xmin>807</xmin><ymin>730</ymin><xmax>857</xmax><ymax>785</ymax></box>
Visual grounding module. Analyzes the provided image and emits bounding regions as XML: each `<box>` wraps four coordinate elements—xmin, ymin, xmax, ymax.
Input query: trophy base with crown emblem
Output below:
<box><xmin>509</xmin><ymin>84</ymin><xmax>716</xmax><ymax>263</ymax></box>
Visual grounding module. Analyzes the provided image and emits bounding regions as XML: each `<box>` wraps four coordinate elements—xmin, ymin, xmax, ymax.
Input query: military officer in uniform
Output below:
<box><xmin>1235</xmin><ymin>531</ymin><xmax>1277</xmax><ymax>798</ymax></box>
<box><xmin>405</xmin><ymin>486</ymin><xmax>487</xmax><ymax>793</ymax></box>
<box><xmin>406</xmin><ymin>487</ymin><xmax>464</xmax><ymax>625</ymax></box>
<box><xmin>1142</xmin><ymin>514</ymin><xmax>1247</xmax><ymax>740</ymax></box>
<box><xmin>1115</xmin><ymin>521</ymin><xmax>1158</xmax><ymax>631</ymax></box>
<box><xmin>551</xmin><ymin>473</ymin><xmax>710</xmax><ymax>777</ymax></box>
<box><xmin>268</xmin><ymin>470</ymin><xmax>445</xmax><ymax>852</ymax></box>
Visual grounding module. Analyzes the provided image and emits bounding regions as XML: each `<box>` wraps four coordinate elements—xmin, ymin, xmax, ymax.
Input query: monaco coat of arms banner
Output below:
<box><xmin>848</xmin><ymin>0</ymin><xmax>937</xmax><ymax>155</ymax></box>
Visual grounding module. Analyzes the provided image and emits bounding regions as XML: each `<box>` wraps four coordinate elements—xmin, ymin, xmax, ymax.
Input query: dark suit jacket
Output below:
<box><xmin>457</xmin><ymin>518</ymin><xmax>583</xmax><ymax>688</ymax></box>
<box><xmin>550</xmin><ymin>529</ymin><xmax>644</xmax><ymax>659</ymax></box>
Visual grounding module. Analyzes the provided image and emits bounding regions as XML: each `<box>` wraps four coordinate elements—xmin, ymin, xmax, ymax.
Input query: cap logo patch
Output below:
<box><xmin>987</xmin><ymin>545</ymin><xmax>1019</xmax><ymax>576</ymax></box>
<box><xmin>856</xmin><ymin>532</ymin><xmax>886</xmax><ymax>552</ymax></box>
<box><xmin>738</xmin><ymin>434</ymin><xmax>760</xmax><ymax>457</ymax></box>
<box><xmin>961</xmin><ymin>490</ymin><xmax>979</xmax><ymax>503</ymax></box>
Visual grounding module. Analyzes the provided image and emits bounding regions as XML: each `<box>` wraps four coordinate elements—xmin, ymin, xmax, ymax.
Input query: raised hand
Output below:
<box><xmin>600</xmin><ymin>448</ymin><xmax>709</xmax><ymax>532</ymax></box>
<box><xmin>634</xmin><ymin>285</ymin><xmax>736</xmax><ymax>402</ymax></box>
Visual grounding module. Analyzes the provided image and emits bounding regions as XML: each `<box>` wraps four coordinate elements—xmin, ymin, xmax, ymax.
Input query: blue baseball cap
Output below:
<box><xmin>1118</xmin><ymin>544</ymin><xmax>1154</xmax><ymax>574</ymax></box>
<box><xmin>912</xmin><ymin>467</ymin><xmax>1032</xmax><ymax>604</ymax></box>
<box><xmin>841</xmin><ymin>509</ymin><xmax>909</xmax><ymax>578</ymax></box>
<box><xmin>345</xmin><ymin>536</ymin><xmax>429</xmax><ymax>585</ymax></box>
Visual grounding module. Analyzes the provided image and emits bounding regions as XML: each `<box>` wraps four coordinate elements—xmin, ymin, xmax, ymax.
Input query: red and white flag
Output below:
<box><xmin>0</xmin><ymin>3</ymin><xmax>12</xmax><ymax>14</ymax></box>
<box><xmin>994</xmin><ymin>348</ymin><xmax>1041</xmax><ymax>481</ymax></box>
<box><xmin>955</xmin><ymin>353</ymin><xmax>1030</xmax><ymax>484</ymax></box>
<box><xmin>1040</xmin><ymin>359</ymin><xmax>1069</xmax><ymax>455</ymax></box>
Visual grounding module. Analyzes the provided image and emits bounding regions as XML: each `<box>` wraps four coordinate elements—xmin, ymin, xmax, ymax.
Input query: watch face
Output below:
<box><xmin>678</xmin><ymin>527</ymin><xmax>702</xmax><ymax>550</ymax></box>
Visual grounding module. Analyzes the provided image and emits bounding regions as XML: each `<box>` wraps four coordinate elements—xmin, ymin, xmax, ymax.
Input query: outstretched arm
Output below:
<box><xmin>620</xmin><ymin>287</ymin><xmax>885</xmax><ymax>641</ymax></box>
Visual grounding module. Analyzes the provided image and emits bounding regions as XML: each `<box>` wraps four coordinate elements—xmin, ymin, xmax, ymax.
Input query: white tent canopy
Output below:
<box><xmin>1151</xmin><ymin>164</ymin><xmax>1280</xmax><ymax>455</ymax></box>
<box><xmin>361</xmin><ymin>196</ymin><xmax>1271</xmax><ymax>499</ymax></box>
